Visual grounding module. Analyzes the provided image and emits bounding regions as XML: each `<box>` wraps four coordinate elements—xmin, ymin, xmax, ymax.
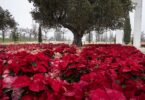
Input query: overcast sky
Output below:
<box><xmin>0</xmin><ymin>0</ymin><xmax>34</xmax><ymax>28</ymax></box>
<box><xmin>0</xmin><ymin>0</ymin><xmax>145</xmax><ymax>32</ymax></box>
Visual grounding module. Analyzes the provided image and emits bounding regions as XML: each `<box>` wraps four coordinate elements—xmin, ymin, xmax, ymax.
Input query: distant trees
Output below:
<box><xmin>86</xmin><ymin>33</ymin><xmax>93</xmax><ymax>43</ymax></box>
<box><xmin>17</xmin><ymin>28</ymin><xmax>32</xmax><ymax>41</ymax></box>
<box><xmin>54</xmin><ymin>28</ymin><xmax>63</xmax><ymax>41</ymax></box>
<box><xmin>32</xmin><ymin>24</ymin><xmax>38</xmax><ymax>40</ymax></box>
<box><xmin>11</xmin><ymin>28</ymin><xmax>19</xmax><ymax>42</ymax></box>
<box><xmin>42</xmin><ymin>27</ymin><xmax>49</xmax><ymax>41</ymax></box>
<box><xmin>0</xmin><ymin>6</ymin><xmax>17</xmax><ymax>42</ymax></box>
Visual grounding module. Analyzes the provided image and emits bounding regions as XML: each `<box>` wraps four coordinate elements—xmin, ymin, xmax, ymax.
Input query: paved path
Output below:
<box><xmin>139</xmin><ymin>48</ymin><xmax>145</xmax><ymax>53</ymax></box>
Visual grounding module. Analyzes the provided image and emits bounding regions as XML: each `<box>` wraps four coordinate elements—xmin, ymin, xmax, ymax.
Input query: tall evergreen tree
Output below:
<box><xmin>120</xmin><ymin>0</ymin><xmax>133</xmax><ymax>45</ymax></box>
<box><xmin>38</xmin><ymin>24</ymin><xmax>42</xmax><ymax>43</ymax></box>
<box><xmin>123</xmin><ymin>12</ymin><xmax>131</xmax><ymax>44</ymax></box>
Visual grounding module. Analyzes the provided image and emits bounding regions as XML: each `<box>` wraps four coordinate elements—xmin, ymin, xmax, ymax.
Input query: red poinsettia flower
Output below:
<box><xmin>29</xmin><ymin>74</ymin><xmax>45</xmax><ymax>92</ymax></box>
<box><xmin>2</xmin><ymin>76</ymin><xmax>17</xmax><ymax>89</ymax></box>
<box><xmin>1</xmin><ymin>44</ymin><xmax>145</xmax><ymax>99</ymax></box>
<box><xmin>45</xmin><ymin>77</ymin><xmax>62</xmax><ymax>93</ymax></box>
<box><xmin>89</xmin><ymin>88</ymin><xmax>126</xmax><ymax>100</ymax></box>
<box><xmin>21</xmin><ymin>94</ymin><xmax>37</xmax><ymax>100</ymax></box>
<box><xmin>12</xmin><ymin>76</ymin><xmax>30</xmax><ymax>88</ymax></box>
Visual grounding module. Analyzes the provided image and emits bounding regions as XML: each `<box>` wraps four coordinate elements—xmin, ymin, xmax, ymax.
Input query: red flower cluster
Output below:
<box><xmin>0</xmin><ymin>44</ymin><xmax>145</xmax><ymax>100</ymax></box>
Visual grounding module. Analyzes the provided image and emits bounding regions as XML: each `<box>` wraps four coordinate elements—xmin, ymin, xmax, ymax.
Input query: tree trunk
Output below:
<box><xmin>73</xmin><ymin>33</ymin><xmax>83</xmax><ymax>46</ymax></box>
<box><xmin>38</xmin><ymin>24</ymin><xmax>42</xmax><ymax>43</ymax></box>
<box><xmin>2</xmin><ymin>30</ymin><xmax>5</xmax><ymax>43</ymax></box>
<box><xmin>61</xmin><ymin>23</ymin><xmax>83</xmax><ymax>46</ymax></box>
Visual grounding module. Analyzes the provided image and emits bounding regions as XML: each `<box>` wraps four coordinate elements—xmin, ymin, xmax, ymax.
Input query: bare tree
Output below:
<box><xmin>42</xmin><ymin>27</ymin><xmax>49</xmax><ymax>41</ymax></box>
<box><xmin>54</xmin><ymin>28</ymin><xmax>63</xmax><ymax>41</ymax></box>
<box><xmin>86</xmin><ymin>32</ymin><xmax>93</xmax><ymax>43</ymax></box>
<box><xmin>32</xmin><ymin>24</ymin><xmax>38</xmax><ymax>40</ymax></box>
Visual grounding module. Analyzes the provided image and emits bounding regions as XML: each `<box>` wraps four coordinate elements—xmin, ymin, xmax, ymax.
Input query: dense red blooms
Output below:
<box><xmin>29</xmin><ymin>74</ymin><xmax>45</xmax><ymax>92</ymax></box>
<box><xmin>89</xmin><ymin>88</ymin><xmax>126</xmax><ymax>100</ymax></box>
<box><xmin>0</xmin><ymin>44</ymin><xmax>145</xmax><ymax>100</ymax></box>
<box><xmin>12</xmin><ymin>76</ymin><xmax>31</xmax><ymax>88</ymax></box>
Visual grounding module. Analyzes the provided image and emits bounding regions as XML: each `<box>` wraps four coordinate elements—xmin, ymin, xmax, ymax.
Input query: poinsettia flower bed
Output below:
<box><xmin>0</xmin><ymin>44</ymin><xmax>145</xmax><ymax>100</ymax></box>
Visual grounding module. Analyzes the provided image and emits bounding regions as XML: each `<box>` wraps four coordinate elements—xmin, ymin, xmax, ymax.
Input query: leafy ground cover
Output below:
<box><xmin>0</xmin><ymin>44</ymin><xmax>145</xmax><ymax>100</ymax></box>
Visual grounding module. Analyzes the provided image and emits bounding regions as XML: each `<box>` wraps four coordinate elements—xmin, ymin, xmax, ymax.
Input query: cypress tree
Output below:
<box><xmin>123</xmin><ymin>13</ymin><xmax>131</xmax><ymax>44</ymax></box>
<box><xmin>38</xmin><ymin>24</ymin><xmax>42</xmax><ymax>43</ymax></box>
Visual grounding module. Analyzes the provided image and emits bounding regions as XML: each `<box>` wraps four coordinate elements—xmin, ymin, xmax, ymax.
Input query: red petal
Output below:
<box><xmin>105</xmin><ymin>88</ymin><xmax>126</xmax><ymax>100</ymax></box>
<box><xmin>89</xmin><ymin>89</ymin><xmax>109</xmax><ymax>100</ymax></box>
<box><xmin>29</xmin><ymin>81</ymin><xmax>45</xmax><ymax>92</ymax></box>
<box><xmin>29</xmin><ymin>74</ymin><xmax>45</xmax><ymax>92</ymax></box>
<box><xmin>12</xmin><ymin>76</ymin><xmax>30</xmax><ymax>88</ymax></box>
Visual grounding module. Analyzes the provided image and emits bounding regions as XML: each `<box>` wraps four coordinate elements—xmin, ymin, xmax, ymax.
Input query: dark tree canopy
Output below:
<box><xmin>28</xmin><ymin>0</ymin><xmax>133</xmax><ymax>46</ymax></box>
<box><xmin>0</xmin><ymin>6</ymin><xmax>16</xmax><ymax>30</ymax></box>
<box><xmin>0</xmin><ymin>6</ymin><xmax>17</xmax><ymax>42</ymax></box>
